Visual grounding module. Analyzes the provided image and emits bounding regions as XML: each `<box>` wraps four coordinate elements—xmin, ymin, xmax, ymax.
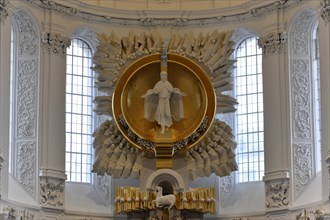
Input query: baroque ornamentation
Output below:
<box><xmin>265</xmin><ymin>179</ymin><xmax>289</xmax><ymax>209</ymax></box>
<box><xmin>220</xmin><ymin>173</ymin><xmax>234</xmax><ymax>206</ymax></box>
<box><xmin>320</xmin><ymin>0</ymin><xmax>330</xmax><ymax>23</ymax></box>
<box><xmin>2</xmin><ymin>206</ymin><xmax>35</xmax><ymax>220</ymax></box>
<box><xmin>17</xmin><ymin>60</ymin><xmax>37</xmax><ymax>138</ymax></box>
<box><xmin>290</xmin><ymin>10</ymin><xmax>315</xmax><ymax>56</ymax></box>
<box><xmin>293</xmin><ymin>143</ymin><xmax>312</xmax><ymax>196</ymax></box>
<box><xmin>0</xmin><ymin>0</ymin><xmax>9</xmax><ymax>22</ymax></box>
<box><xmin>96</xmin><ymin>175</ymin><xmax>109</xmax><ymax>203</ymax></box>
<box><xmin>40</xmin><ymin>177</ymin><xmax>65</xmax><ymax>208</ymax></box>
<box><xmin>27</xmin><ymin>0</ymin><xmax>305</xmax><ymax>26</ymax></box>
<box><xmin>13</xmin><ymin>10</ymin><xmax>38</xmax><ymax>56</ymax></box>
<box><xmin>258</xmin><ymin>31</ymin><xmax>288</xmax><ymax>55</ymax></box>
<box><xmin>41</xmin><ymin>32</ymin><xmax>71</xmax><ymax>54</ymax></box>
<box><xmin>16</xmin><ymin>141</ymin><xmax>36</xmax><ymax>197</ymax></box>
<box><xmin>291</xmin><ymin>59</ymin><xmax>311</xmax><ymax>139</ymax></box>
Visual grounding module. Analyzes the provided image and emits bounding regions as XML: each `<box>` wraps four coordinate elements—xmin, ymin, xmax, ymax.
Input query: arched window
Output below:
<box><xmin>235</xmin><ymin>37</ymin><xmax>264</xmax><ymax>182</ymax></box>
<box><xmin>65</xmin><ymin>38</ymin><xmax>94</xmax><ymax>183</ymax></box>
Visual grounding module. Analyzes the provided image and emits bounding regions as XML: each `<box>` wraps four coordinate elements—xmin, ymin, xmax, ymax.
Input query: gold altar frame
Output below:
<box><xmin>112</xmin><ymin>53</ymin><xmax>216</xmax><ymax>153</ymax></box>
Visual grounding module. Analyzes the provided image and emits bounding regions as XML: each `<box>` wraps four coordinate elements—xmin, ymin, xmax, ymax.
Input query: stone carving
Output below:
<box><xmin>258</xmin><ymin>31</ymin><xmax>288</xmax><ymax>54</ymax></box>
<box><xmin>27</xmin><ymin>0</ymin><xmax>305</xmax><ymax>26</ymax></box>
<box><xmin>289</xmin><ymin>9</ymin><xmax>318</xmax><ymax>201</ymax></box>
<box><xmin>0</xmin><ymin>0</ymin><xmax>9</xmax><ymax>22</ymax></box>
<box><xmin>92</xmin><ymin>119</ymin><xmax>144</xmax><ymax>178</ymax></box>
<box><xmin>17</xmin><ymin>60</ymin><xmax>37</xmax><ymax>138</ymax></box>
<box><xmin>41</xmin><ymin>32</ymin><xmax>71</xmax><ymax>54</ymax></box>
<box><xmin>16</xmin><ymin>141</ymin><xmax>36</xmax><ymax>196</ymax></box>
<box><xmin>154</xmin><ymin>186</ymin><xmax>176</xmax><ymax>210</ymax></box>
<box><xmin>220</xmin><ymin>173</ymin><xmax>234</xmax><ymax>206</ymax></box>
<box><xmin>320</xmin><ymin>0</ymin><xmax>330</xmax><ymax>23</ymax></box>
<box><xmin>291</xmin><ymin>59</ymin><xmax>311</xmax><ymax>139</ymax></box>
<box><xmin>40</xmin><ymin>177</ymin><xmax>65</xmax><ymax>208</ymax></box>
<box><xmin>2</xmin><ymin>206</ymin><xmax>35</xmax><ymax>220</ymax></box>
<box><xmin>142</xmin><ymin>70</ymin><xmax>185</xmax><ymax>134</ymax></box>
<box><xmin>96</xmin><ymin>175</ymin><xmax>109</xmax><ymax>203</ymax></box>
<box><xmin>293</xmin><ymin>143</ymin><xmax>312</xmax><ymax>196</ymax></box>
<box><xmin>184</xmin><ymin>119</ymin><xmax>237</xmax><ymax>179</ymax></box>
<box><xmin>13</xmin><ymin>10</ymin><xmax>38</xmax><ymax>56</ymax></box>
<box><xmin>265</xmin><ymin>180</ymin><xmax>289</xmax><ymax>209</ymax></box>
<box><xmin>290</xmin><ymin>10</ymin><xmax>315</xmax><ymax>56</ymax></box>
<box><xmin>12</xmin><ymin>10</ymin><xmax>39</xmax><ymax>199</ymax></box>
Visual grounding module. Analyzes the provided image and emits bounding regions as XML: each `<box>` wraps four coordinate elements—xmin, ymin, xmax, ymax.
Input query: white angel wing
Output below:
<box><xmin>143</xmin><ymin>91</ymin><xmax>159</xmax><ymax>121</ymax></box>
<box><xmin>170</xmin><ymin>90</ymin><xmax>185</xmax><ymax>121</ymax></box>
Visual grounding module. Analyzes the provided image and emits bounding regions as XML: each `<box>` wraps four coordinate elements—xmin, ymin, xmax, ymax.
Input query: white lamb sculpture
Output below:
<box><xmin>154</xmin><ymin>186</ymin><xmax>176</xmax><ymax>210</ymax></box>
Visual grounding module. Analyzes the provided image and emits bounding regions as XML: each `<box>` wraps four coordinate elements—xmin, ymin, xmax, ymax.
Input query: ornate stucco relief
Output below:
<box><xmin>219</xmin><ymin>173</ymin><xmax>235</xmax><ymax>206</ymax></box>
<box><xmin>17</xmin><ymin>60</ymin><xmax>37</xmax><ymax>138</ymax></box>
<box><xmin>13</xmin><ymin>10</ymin><xmax>38</xmax><ymax>56</ymax></box>
<box><xmin>290</xmin><ymin>10</ymin><xmax>315</xmax><ymax>57</ymax></box>
<box><xmin>291</xmin><ymin>59</ymin><xmax>311</xmax><ymax>139</ymax></box>
<box><xmin>0</xmin><ymin>0</ymin><xmax>9</xmax><ymax>22</ymax></box>
<box><xmin>27</xmin><ymin>0</ymin><xmax>306</xmax><ymax>26</ymax></box>
<box><xmin>40</xmin><ymin>177</ymin><xmax>65</xmax><ymax>209</ymax></box>
<box><xmin>265</xmin><ymin>179</ymin><xmax>289</xmax><ymax>209</ymax></box>
<box><xmin>16</xmin><ymin>141</ymin><xmax>36</xmax><ymax>196</ymax></box>
<box><xmin>289</xmin><ymin>9</ymin><xmax>317</xmax><ymax>200</ymax></box>
<box><xmin>258</xmin><ymin>31</ymin><xmax>288</xmax><ymax>55</ymax></box>
<box><xmin>41</xmin><ymin>32</ymin><xmax>71</xmax><ymax>55</ymax></box>
<box><xmin>96</xmin><ymin>175</ymin><xmax>110</xmax><ymax>204</ymax></box>
<box><xmin>320</xmin><ymin>0</ymin><xmax>330</xmax><ymax>23</ymax></box>
<box><xmin>12</xmin><ymin>9</ymin><xmax>39</xmax><ymax>199</ymax></box>
<box><xmin>2</xmin><ymin>206</ymin><xmax>35</xmax><ymax>220</ymax></box>
<box><xmin>293</xmin><ymin>143</ymin><xmax>312</xmax><ymax>196</ymax></box>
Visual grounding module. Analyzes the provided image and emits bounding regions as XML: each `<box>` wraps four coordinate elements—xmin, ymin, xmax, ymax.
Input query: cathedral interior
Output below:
<box><xmin>0</xmin><ymin>0</ymin><xmax>329</xmax><ymax>219</ymax></box>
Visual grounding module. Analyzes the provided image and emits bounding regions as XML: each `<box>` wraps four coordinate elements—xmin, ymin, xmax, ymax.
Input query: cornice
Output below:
<box><xmin>24</xmin><ymin>0</ymin><xmax>306</xmax><ymax>26</ymax></box>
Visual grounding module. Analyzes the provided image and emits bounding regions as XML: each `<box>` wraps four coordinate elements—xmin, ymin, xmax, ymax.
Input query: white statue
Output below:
<box><xmin>154</xmin><ymin>186</ymin><xmax>176</xmax><ymax>210</ymax></box>
<box><xmin>142</xmin><ymin>71</ymin><xmax>185</xmax><ymax>134</ymax></box>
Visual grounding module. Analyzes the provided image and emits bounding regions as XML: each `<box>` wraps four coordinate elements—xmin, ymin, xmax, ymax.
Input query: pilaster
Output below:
<box><xmin>39</xmin><ymin>26</ymin><xmax>70</xmax><ymax>209</ymax></box>
<box><xmin>258</xmin><ymin>27</ymin><xmax>291</xmax><ymax>211</ymax></box>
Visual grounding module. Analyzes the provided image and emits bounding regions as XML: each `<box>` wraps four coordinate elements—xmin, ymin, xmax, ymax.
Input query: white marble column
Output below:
<box><xmin>39</xmin><ymin>27</ymin><xmax>71</xmax><ymax>209</ymax></box>
<box><xmin>258</xmin><ymin>28</ymin><xmax>290</xmax><ymax>211</ymax></box>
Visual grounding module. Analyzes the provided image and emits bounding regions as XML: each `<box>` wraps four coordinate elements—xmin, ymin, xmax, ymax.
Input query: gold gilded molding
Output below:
<box><xmin>113</xmin><ymin>53</ymin><xmax>216</xmax><ymax>155</ymax></box>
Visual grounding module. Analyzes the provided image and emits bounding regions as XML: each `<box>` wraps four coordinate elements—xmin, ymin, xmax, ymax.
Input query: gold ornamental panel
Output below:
<box><xmin>113</xmin><ymin>53</ymin><xmax>216</xmax><ymax>152</ymax></box>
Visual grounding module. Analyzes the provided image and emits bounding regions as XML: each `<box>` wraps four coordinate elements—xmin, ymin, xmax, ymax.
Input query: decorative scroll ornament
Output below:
<box><xmin>320</xmin><ymin>0</ymin><xmax>330</xmax><ymax>23</ymax></box>
<box><xmin>293</xmin><ymin>143</ymin><xmax>312</xmax><ymax>196</ymax></box>
<box><xmin>40</xmin><ymin>177</ymin><xmax>65</xmax><ymax>208</ymax></box>
<box><xmin>258</xmin><ymin>31</ymin><xmax>288</xmax><ymax>55</ymax></box>
<box><xmin>41</xmin><ymin>32</ymin><xmax>71</xmax><ymax>55</ymax></box>
<box><xmin>16</xmin><ymin>141</ymin><xmax>36</xmax><ymax>197</ymax></box>
<box><xmin>265</xmin><ymin>180</ymin><xmax>289</xmax><ymax>209</ymax></box>
<box><xmin>0</xmin><ymin>0</ymin><xmax>9</xmax><ymax>22</ymax></box>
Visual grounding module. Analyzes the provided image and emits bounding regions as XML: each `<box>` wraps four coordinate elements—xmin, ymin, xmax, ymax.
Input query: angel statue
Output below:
<box><xmin>142</xmin><ymin>71</ymin><xmax>186</xmax><ymax>134</ymax></box>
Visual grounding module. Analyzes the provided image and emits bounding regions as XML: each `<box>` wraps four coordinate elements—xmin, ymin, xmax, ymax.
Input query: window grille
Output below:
<box><xmin>235</xmin><ymin>37</ymin><xmax>264</xmax><ymax>182</ymax></box>
<box><xmin>65</xmin><ymin>38</ymin><xmax>94</xmax><ymax>183</ymax></box>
